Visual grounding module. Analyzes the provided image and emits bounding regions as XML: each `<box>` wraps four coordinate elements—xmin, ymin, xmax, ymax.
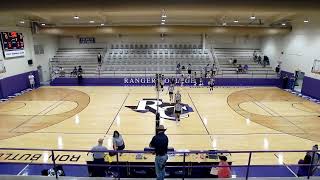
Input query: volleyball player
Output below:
<box><xmin>175</xmin><ymin>90</ymin><xmax>181</xmax><ymax>103</ymax></box>
<box><xmin>168</xmin><ymin>84</ymin><xmax>174</xmax><ymax>102</ymax></box>
<box><xmin>174</xmin><ymin>102</ymin><xmax>182</xmax><ymax>124</ymax></box>
<box><xmin>180</xmin><ymin>74</ymin><xmax>185</xmax><ymax>87</ymax></box>
<box><xmin>160</xmin><ymin>75</ymin><xmax>164</xmax><ymax>91</ymax></box>
<box><xmin>209</xmin><ymin>77</ymin><xmax>214</xmax><ymax>92</ymax></box>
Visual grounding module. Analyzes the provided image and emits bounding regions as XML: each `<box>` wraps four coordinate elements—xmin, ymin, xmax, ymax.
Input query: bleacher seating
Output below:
<box><xmin>214</xmin><ymin>48</ymin><xmax>277</xmax><ymax>78</ymax></box>
<box><xmin>50</xmin><ymin>48</ymin><xmax>103</xmax><ymax>77</ymax></box>
<box><xmin>103</xmin><ymin>43</ymin><xmax>214</xmax><ymax>77</ymax></box>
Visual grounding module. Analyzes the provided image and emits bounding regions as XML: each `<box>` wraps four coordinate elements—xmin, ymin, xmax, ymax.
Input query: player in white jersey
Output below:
<box><xmin>174</xmin><ymin>102</ymin><xmax>182</xmax><ymax>123</ymax></box>
<box><xmin>208</xmin><ymin>77</ymin><xmax>215</xmax><ymax>92</ymax></box>
<box><xmin>180</xmin><ymin>74</ymin><xmax>185</xmax><ymax>87</ymax></box>
<box><xmin>168</xmin><ymin>84</ymin><xmax>175</xmax><ymax>102</ymax></box>
<box><xmin>175</xmin><ymin>90</ymin><xmax>181</xmax><ymax>103</ymax></box>
<box><xmin>160</xmin><ymin>75</ymin><xmax>165</xmax><ymax>91</ymax></box>
<box><xmin>28</xmin><ymin>73</ymin><xmax>35</xmax><ymax>89</ymax></box>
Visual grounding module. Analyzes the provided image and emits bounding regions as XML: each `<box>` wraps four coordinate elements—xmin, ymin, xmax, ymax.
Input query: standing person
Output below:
<box><xmin>204</xmin><ymin>64</ymin><xmax>209</xmax><ymax>78</ymax></box>
<box><xmin>282</xmin><ymin>74</ymin><xmax>289</xmax><ymax>89</ymax></box>
<box><xmin>97</xmin><ymin>53</ymin><xmax>102</xmax><ymax>65</ymax></box>
<box><xmin>168</xmin><ymin>84</ymin><xmax>174</xmax><ymax>102</ymax></box>
<box><xmin>217</xmin><ymin>156</ymin><xmax>231</xmax><ymax>178</ymax></box>
<box><xmin>112</xmin><ymin>131</ymin><xmax>125</xmax><ymax>151</ymax></box>
<box><xmin>175</xmin><ymin>90</ymin><xmax>181</xmax><ymax>103</ymax></box>
<box><xmin>187</xmin><ymin>64</ymin><xmax>192</xmax><ymax>78</ymax></box>
<box><xmin>176</xmin><ymin>63</ymin><xmax>181</xmax><ymax>74</ymax></box>
<box><xmin>28</xmin><ymin>73</ymin><xmax>35</xmax><ymax>89</ymax></box>
<box><xmin>96</xmin><ymin>64</ymin><xmax>102</xmax><ymax>77</ymax></box>
<box><xmin>193</xmin><ymin>72</ymin><xmax>197</xmax><ymax>86</ymax></box>
<box><xmin>275</xmin><ymin>64</ymin><xmax>280</xmax><ymax>76</ymax></box>
<box><xmin>208</xmin><ymin>77</ymin><xmax>214</xmax><ymax>92</ymax></box>
<box><xmin>180</xmin><ymin>74</ymin><xmax>185</xmax><ymax>87</ymax></box>
<box><xmin>88</xmin><ymin>138</ymin><xmax>108</xmax><ymax>177</ymax></box>
<box><xmin>174</xmin><ymin>102</ymin><xmax>182</xmax><ymax>124</ymax></box>
<box><xmin>170</xmin><ymin>76</ymin><xmax>176</xmax><ymax>86</ymax></box>
<box><xmin>253</xmin><ymin>50</ymin><xmax>257</xmax><ymax>61</ymax></box>
<box><xmin>77</xmin><ymin>66</ymin><xmax>83</xmax><ymax>85</ymax></box>
<box><xmin>257</xmin><ymin>55</ymin><xmax>262</xmax><ymax>65</ymax></box>
<box><xmin>149</xmin><ymin>125</ymin><xmax>168</xmax><ymax>180</ymax></box>
<box><xmin>160</xmin><ymin>75</ymin><xmax>165</xmax><ymax>91</ymax></box>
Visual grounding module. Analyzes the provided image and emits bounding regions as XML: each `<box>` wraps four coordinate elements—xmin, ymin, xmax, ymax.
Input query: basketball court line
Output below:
<box><xmin>17</xmin><ymin>164</ymin><xmax>29</xmax><ymax>176</ymax></box>
<box><xmin>104</xmin><ymin>93</ymin><xmax>130</xmax><ymax>137</ymax></box>
<box><xmin>186</xmin><ymin>92</ymin><xmax>211</xmax><ymax>136</ymax></box>
<box><xmin>274</xmin><ymin>153</ymin><xmax>298</xmax><ymax>177</ymax></box>
<box><xmin>9</xmin><ymin>100</ymin><xmax>65</xmax><ymax>133</ymax></box>
<box><xmin>291</xmin><ymin>103</ymin><xmax>319</xmax><ymax>113</ymax></box>
<box><xmin>245</xmin><ymin>92</ymin><xmax>307</xmax><ymax>134</ymax></box>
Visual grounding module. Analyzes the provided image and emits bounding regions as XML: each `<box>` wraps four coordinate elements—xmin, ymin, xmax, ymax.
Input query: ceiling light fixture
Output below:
<box><xmin>304</xmin><ymin>19</ymin><xmax>309</xmax><ymax>23</ymax></box>
<box><xmin>282</xmin><ymin>23</ymin><xmax>286</xmax><ymax>26</ymax></box>
<box><xmin>250</xmin><ymin>15</ymin><xmax>256</xmax><ymax>20</ymax></box>
<box><xmin>41</xmin><ymin>23</ymin><xmax>46</xmax><ymax>26</ymax></box>
<box><xmin>19</xmin><ymin>21</ymin><xmax>25</xmax><ymax>24</ymax></box>
<box><xmin>74</xmin><ymin>16</ymin><xmax>79</xmax><ymax>19</ymax></box>
<box><xmin>161</xmin><ymin>22</ymin><xmax>165</xmax><ymax>25</ymax></box>
<box><xmin>101</xmin><ymin>23</ymin><xmax>105</xmax><ymax>26</ymax></box>
<box><xmin>162</xmin><ymin>14</ymin><xmax>167</xmax><ymax>18</ymax></box>
<box><xmin>161</xmin><ymin>19</ymin><xmax>166</xmax><ymax>22</ymax></box>
<box><xmin>89</xmin><ymin>20</ymin><xmax>95</xmax><ymax>23</ymax></box>
<box><xmin>234</xmin><ymin>20</ymin><xmax>239</xmax><ymax>23</ymax></box>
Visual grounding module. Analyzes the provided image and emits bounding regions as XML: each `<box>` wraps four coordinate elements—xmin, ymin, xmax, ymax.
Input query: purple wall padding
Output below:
<box><xmin>0</xmin><ymin>71</ymin><xmax>40</xmax><ymax>98</ymax></box>
<box><xmin>301</xmin><ymin>76</ymin><xmax>320</xmax><ymax>100</ymax></box>
<box><xmin>51</xmin><ymin>77</ymin><xmax>281</xmax><ymax>87</ymax></box>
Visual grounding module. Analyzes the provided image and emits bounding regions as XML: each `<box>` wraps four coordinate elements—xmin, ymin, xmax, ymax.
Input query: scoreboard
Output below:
<box><xmin>0</xmin><ymin>32</ymin><xmax>25</xmax><ymax>58</ymax></box>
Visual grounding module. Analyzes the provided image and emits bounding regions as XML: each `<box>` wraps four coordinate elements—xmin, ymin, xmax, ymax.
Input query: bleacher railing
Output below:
<box><xmin>0</xmin><ymin>148</ymin><xmax>319</xmax><ymax>179</ymax></box>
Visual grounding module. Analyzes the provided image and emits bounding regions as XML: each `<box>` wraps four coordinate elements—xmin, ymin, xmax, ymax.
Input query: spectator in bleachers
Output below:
<box><xmin>297</xmin><ymin>154</ymin><xmax>312</xmax><ymax>177</ymax></box>
<box><xmin>187</xmin><ymin>64</ymin><xmax>192</xmax><ymax>78</ymax></box>
<box><xmin>78</xmin><ymin>66</ymin><xmax>83</xmax><ymax>85</ymax></box>
<box><xmin>237</xmin><ymin>64</ymin><xmax>243</xmax><ymax>74</ymax></box>
<box><xmin>263</xmin><ymin>56</ymin><xmax>269</xmax><ymax>67</ymax></box>
<box><xmin>243</xmin><ymin>64</ymin><xmax>249</xmax><ymax>73</ymax></box>
<box><xmin>180</xmin><ymin>74</ymin><xmax>185</xmax><ymax>87</ymax></box>
<box><xmin>193</xmin><ymin>72</ymin><xmax>197</xmax><ymax>86</ymax></box>
<box><xmin>96</xmin><ymin>64</ymin><xmax>102</xmax><ymax>77</ymax></box>
<box><xmin>59</xmin><ymin>67</ymin><xmax>65</xmax><ymax>77</ymax></box>
<box><xmin>97</xmin><ymin>53</ymin><xmax>102</xmax><ymax>65</ymax></box>
<box><xmin>217</xmin><ymin>156</ymin><xmax>231</xmax><ymax>178</ymax></box>
<box><xmin>275</xmin><ymin>64</ymin><xmax>281</xmax><ymax>76</ymax></box>
<box><xmin>253</xmin><ymin>50</ymin><xmax>258</xmax><ymax>62</ymax></box>
<box><xmin>257</xmin><ymin>55</ymin><xmax>262</xmax><ymax>65</ymax></box>
<box><xmin>176</xmin><ymin>63</ymin><xmax>181</xmax><ymax>74</ymax></box>
<box><xmin>204</xmin><ymin>64</ymin><xmax>209</xmax><ymax>78</ymax></box>
<box><xmin>170</xmin><ymin>76</ymin><xmax>176</xmax><ymax>86</ymax></box>
<box><xmin>229</xmin><ymin>59</ymin><xmax>233</xmax><ymax>65</ymax></box>
<box><xmin>71</xmin><ymin>66</ymin><xmax>78</xmax><ymax>77</ymax></box>
<box><xmin>232</xmin><ymin>59</ymin><xmax>237</xmax><ymax>66</ymax></box>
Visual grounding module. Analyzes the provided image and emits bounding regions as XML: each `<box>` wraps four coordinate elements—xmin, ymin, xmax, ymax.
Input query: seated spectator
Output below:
<box><xmin>257</xmin><ymin>55</ymin><xmax>262</xmax><ymax>64</ymax></box>
<box><xmin>237</xmin><ymin>64</ymin><xmax>243</xmax><ymax>73</ymax></box>
<box><xmin>232</xmin><ymin>59</ymin><xmax>237</xmax><ymax>66</ymax></box>
<box><xmin>71</xmin><ymin>66</ymin><xmax>77</xmax><ymax>77</ymax></box>
<box><xmin>243</xmin><ymin>64</ymin><xmax>249</xmax><ymax>73</ymax></box>
<box><xmin>297</xmin><ymin>154</ymin><xmax>312</xmax><ymax>177</ymax></box>
<box><xmin>263</xmin><ymin>56</ymin><xmax>269</xmax><ymax>67</ymax></box>
<box><xmin>218</xmin><ymin>156</ymin><xmax>231</xmax><ymax>178</ymax></box>
<box><xmin>307</xmin><ymin>144</ymin><xmax>319</xmax><ymax>174</ymax></box>
<box><xmin>113</xmin><ymin>131</ymin><xmax>125</xmax><ymax>151</ymax></box>
<box><xmin>59</xmin><ymin>67</ymin><xmax>65</xmax><ymax>77</ymax></box>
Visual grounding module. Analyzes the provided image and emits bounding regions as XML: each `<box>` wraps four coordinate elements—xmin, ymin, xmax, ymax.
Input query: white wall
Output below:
<box><xmin>208</xmin><ymin>35</ymin><xmax>262</xmax><ymax>49</ymax></box>
<box><xmin>33</xmin><ymin>35</ymin><xmax>59</xmax><ymax>82</ymax></box>
<box><xmin>0</xmin><ymin>27</ymin><xmax>36</xmax><ymax>79</ymax></box>
<box><xmin>262</xmin><ymin>17</ymin><xmax>320</xmax><ymax>80</ymax></box>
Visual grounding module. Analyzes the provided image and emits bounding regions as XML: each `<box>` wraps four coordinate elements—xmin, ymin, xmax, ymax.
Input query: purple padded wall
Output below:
<box><xmin>301</xmin><ymin>76</ymin><xmax>320</xmax><ymax>100</ymax></box>
<box><xmin>0</xmin><ymin>71</ymin><xmax>40</xmax><ymax>98</ymax></box>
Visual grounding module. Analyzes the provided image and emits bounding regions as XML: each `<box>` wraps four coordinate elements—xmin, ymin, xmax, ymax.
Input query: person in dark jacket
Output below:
<box><xmin>297</xmin><ymin>154</ymin><xmax>312</xmax><ymax>177</ymax></box>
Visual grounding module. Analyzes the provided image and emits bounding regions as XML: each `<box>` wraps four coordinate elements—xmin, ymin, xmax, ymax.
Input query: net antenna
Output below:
<box><xmin>155</xmin><ymin>73</ymin><xmax>161</xmax><ymax>134</ymax></box>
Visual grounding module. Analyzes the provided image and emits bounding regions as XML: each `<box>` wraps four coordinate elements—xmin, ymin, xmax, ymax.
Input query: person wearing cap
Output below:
<box><xmin>149</xmin><ymin>125</ymin><xmax>169</xmax><ymax>180</ymax></box>
<box><xmin>88</xmin><ymin>138</ymin><xmax>108</xmax><ymax>177</ymax></box>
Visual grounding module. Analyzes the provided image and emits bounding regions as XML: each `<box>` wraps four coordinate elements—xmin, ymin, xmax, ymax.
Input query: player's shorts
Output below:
<box><xmin>169</xmin><ymin>92</ymin><xmax>173</xmax><ymax>95</ymax></box>
<box><xmin>188</xmin><ymin>70</ymin><xmax>191</xmax><ymax>74</ymax></box>
<box><xmin>175</xmin><ymin>110</ymin><xmax>181</xmax><ymax>114</ymax></box>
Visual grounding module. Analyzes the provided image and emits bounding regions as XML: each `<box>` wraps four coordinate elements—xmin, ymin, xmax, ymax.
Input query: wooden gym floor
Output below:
<box><xmin>0</xmin><ymin>86</ymin><xmax>319</xmax><ymax>166</ymax></box>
